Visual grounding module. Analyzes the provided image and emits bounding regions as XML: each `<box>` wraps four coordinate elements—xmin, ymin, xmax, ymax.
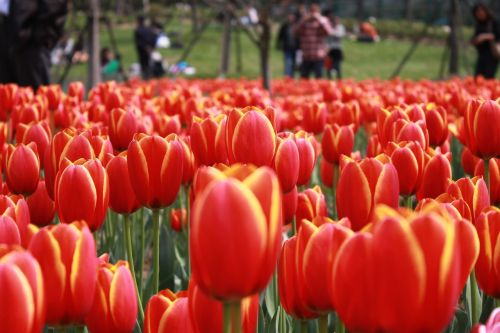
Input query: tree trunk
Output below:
<box><xmin>219</xmin><ymin>10</ymin><xmax>231</xmax><ymax>78</ymax></box>
<box><xmin>260</xmin><ymin>8</ymin><xmax>271</xmax><ymax>92</ymax></box>
<box><xmin>189</xmin><ymin>0</ymin><xmax>199</xmax><ymax>34</ymax></box>
<box><xmin>234</xmin><ymin>27</ymin><xmax>242</xmax><ymax>74</ymax></box>
<box><xmin>448</xmin><ymin>0</ymin><xmax>459</xmax><ymax>76</ymax></box>
<box><xmin>404</xmin><ymin>0</ymin><xmax>414</xmax><ymax>21</ymax></box>
<box><xmin>87</xmin><ymin>0</ymin><xmax>101</xmax><ymax>90</ymax></box>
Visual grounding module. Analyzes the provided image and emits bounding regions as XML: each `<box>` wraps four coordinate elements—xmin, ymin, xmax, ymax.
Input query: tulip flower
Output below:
<box><xmin>85</xmin><ymin>256</ymin><xmax>138</xmax><ymax>333</ymax></box>
<box><xmin>0</xmin><ymin>216</ymin><xmax>21</xmax><ymax>245</ymax></box>
<box><xmin>462</xmin><ymin>99</ymin><xmax>500</xmax><ymax>159</ymax></box>
<box><xmin>296</xmin><ymin>186</ymin><xmax>327</xmax><ymax>230</ymax></box>
<box><xmin>386</xmin><ymin>141</ymin><xmax>425</xmax><ymax>197</ymax></box>
<box><xmin>144</xmin><ymin>289</ymin><xmax>194</xmax><ymax>333</ymax></box>
<box><xmin>190</xmin><ymin>114</ymin><xmax>228</xmax><ymax>166</ymax></box>
<box><xmin>68</xmin><ymin>81</ymin><xmax>84</xmax><ymax>101</ymax></box>
<box><xmin>127</xmin><ymin>133</ymin><xmax>184</xmax><ymax>293</ymax></box>
<box><xmin>180</xmin><ymin>137</ymin><xmax>196</xmax><ymax>185</ymax></box>
<box><xmin>226</xmin><ymin>107</ymin><xmax>276</xmax><ymax>166</ymax></box>
<box><xmin>0</xmin><ymin>245</ymin><xmax>45</xmax><ymax>333</ymax></box>
<box><xmin>191</xmin><ymin>166</ymin><xmax>282</xmax><ymax>301</ymax></box>
<box><xmin>0</xmin><ymin>83</ymin><xmax>18</xmax><ymax>121</ymax></box>
<box><xmin>4</xmin><ymin>143</ymin><xmax>40</xmax><ymax>196</ymax></box>
<box><xmin>332</xmin><ymin>205</ymin><xmax>479</xmax><ymax>333</ymax></box>
<box><xmin>283</xmin><ymin>186</ymin><xmax>298</xmax><ymax>225</ymax></box>
<box><xmin>16</xmin><ymin>121</ymin><xmax>51</xmax><ymax>168</ymax></box>
<box><xmin>424</xmin><ymin>103</ymin><xmax>448</xmax><ymax>147</ymax></box>
<box><xmin>472</xmin><ymin>308</ymin><xmax>500</xmax><ymax>333</ymax></box>
<box><xmin>188</xmin><ymin>279</ymin><xmax>259</xmax><ymax>333</ymax></box>
<box><xmin>0</xmin><ymin>194</ymin><xmax>30</xmax><ymax>247</ymax></box>
<box><xmin>278</xmin><ymin>236</ymin><xmax>318</xmax><ymax>320</ymax></box>
<box><xmin>301</xmin><ymin>102</ymin><xmax>326</xmax><ymax>134</ymax></box>
<box><xmin>462</xmin><ymin>147</ymin><xmax>480</xmax><ymax>176</ymax></box>
<box><xmin>26</xmin><ymin>180</ymin><xmax>55</xmax><ymax>227</ymax></box>
<box><xmin>170</xmin><ymin>208</ymin><xmax>187</xmax><ymax>232</ymax></box>
<box><xmin>298</xmin><ymin>219</ymin><xmax>353</xmax><ymax>313</ymax></box>
<box><xmin>321</xmin><ymin>124</ymin><xmax>355</xmax><ymax>164</ymax></box>
<box><xmin>475</xmin><ymin>208</ymin><xmax>500</xmax><ymax>298</ymax></box>
<box><xmin>109</xmin><ymin>108</ymin><xmax>147</xmax><ymax>151</ymax></box>
<box><xmin>295</xmin><ymin>130</ymin><xmax>317</xmax><ymax>186</ymax></box>
<box><xmin>273</xmin><ymin>134</ymin><xmax>299</xmax><ymax>193</ymax></box>
<box><xmin>475</xmin><ymin>158</ymin><xmax>500</xmax><ymax>206</ymax></box>
<box><xmin>337</xmin><ymin>157</ymin><xmax>399</xmax><ymax>231</ymax></box>
<box><xmin>55</xmin><ymin>158</ymin><xmax>109</xmax><ymax>231</ymax></box>
<box><xmin>327</xmin><ymin>101</ymin><xmax>360</xmax><ymax>130</ymax></box>
<box><xmin>106</xmin><ymin>153</ymin><xmax>140</xmax><ymax>215</ymax></box>
<box><xmin>28</xmin><ymin>221</ymin><xmax>97</xmax><ymax>325</ymax></box>
<box><xmin>416</xmin><ymin>152</ymin><xmax>452</xmax><ymax>201</ymax></box>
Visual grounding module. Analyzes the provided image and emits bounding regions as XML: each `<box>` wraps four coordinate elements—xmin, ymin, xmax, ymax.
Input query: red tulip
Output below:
<box><xmin>55</xmin><ymin>158</ymin><xmax>109</xmax><ymax>231</ymax></box>
<box><xmin>85</xmin><ymin>255</ymin><xmax>138</xmax><ymax>333</ymax></box>
<box><xmin>332</xmin><ymin>205</ymin><xmax>479</xmax><ymax>333</ymax></box>
<box><xmin>68</xmin><ymin>82</ymin><xmax>85</xmax><ymax>101</ymax></box>
<box><xmin>337</xmin><ymin>157</ymin><xmax>399</xmax><ymax>231</ymax></box>
<box><xmin>106</xmin><ymin>153</ymin><xmax>140</xmax><ymax>215</ymax></box>
<box><xmin>144</xmin><ymin>289</ymin><xmax>194</xmax><ymax>333</ymax></box>
<box><xmin>0</xmin><ymin>245</ymin><xmax>45</xmax><ymax>333</ymax></box>
<box><xmin>475</xmin><ymin>158</ymin><xmax>500</xmax><ymax>205</ymax></box>
<box><xmin>109</xmin><ymin>108</ymin><xmax>146</xmax><ymax>151</ymax></box>
<box><xmin>4</xmin><ymin>143</ymin><xmax>40</xmax><ymax>195</ymax></box>
<box><xmin>16</xmin><ymin>121</ymin><xmax>51</xmax><ymax>168</ymax></box>
<box><xmin>191</xmin><ymin>166</ymin><xmax>282</xmax><ymax>300</ymax></box>
<box><xmin>188</xmin><ymin>279</ymin><xmax>259</xmax><ymax>333</ymax></box>
<box><xmin>295</xmin><ymin>130</ymin><xmax>317</xmax><ymax>186</ymax></box>
<box><xmin>170</xmin><ymin>208</ymin><xmax>187</xmax><ymax>232</ymax></box>
<box><xmin>28</xmin><ymin>221</ymin><xmax>97</xmax><ymax>325</ymax></box>
<box><xmin>424</xmin><ymin>103</ymin><xmax>448</xmax><ymax>147</ymax></box>
<box><xmin>0</xmin><ymin>216</ymin><xmax>21</xmax><ymax>245</ymax></box>
<box><xmin>127</xmin><ymin>133</ymin><xmax>184</xmax><ymax>208</ymax></box>
<box><xmin>273</xmin><ymin>134</ymin><xmax>299</xmax><ymax>193</ymax></box>
<box><xmin>26</xmin><ymin>180</ymin><xmax>55</xmax><ymax>227</ymax></box>
<box><xmin>475</xmin><ymin>208</ymin><xmax>500</xmax><ymax>298</ymax></box>
<box><xmin>0</xmin><ymin>194</ymin><xmax>30</xmax><ymax>247</ymax></box>
<box><xmin>386</xmin><ymin>141</ymin><xmax>425</xmax><ymax>196</ymax></box>
<box><xmin>295</xmin><ymin>186</ymin><xmax>327</xmax><ymax>229</ymax></box>
<box><xmin>301</xmin><ymin>102</ymin><xmax>326</xmax><ymax>134</ymax></box>
<box><xmin>0</xmin><ymin>83</ymin><xmax>18</xmax><ymax>120</ymax></box>
<box><xmin>283</xmin><ymin>186</ymin><xmax>298</xmax><ymax>224</ymax></box>
<box><xmin>462</xmin><ymin>99</ymin><xmax>500</xmax><ymax>158</ymax></box>
<box><xmin>226</xmin><ymin>107</ymin><xmax>276</xmax><ymax>166</ymax></box>
<box><xmin>416</xmin><ymin>152</ymin><xmax>452</xmax><ymax>201</ymax></box>
<box><xmin>462</xmin><ymin>147</ymin><xmax>480</xmax><ymax>176</ymax></box>
<box><xmin>190</xmin><ymin>114</ymin><xmax>228</xmax><ymax>166</ymax></box>
<box><xmin>321</xmin><ymin>124</ymin><xmax>354</xmax><ymax>164</ymax></box>
<box><xmin>180</xmin><ymin>137</ymin><xmax>196</xmax><ymax>184</ymax></box>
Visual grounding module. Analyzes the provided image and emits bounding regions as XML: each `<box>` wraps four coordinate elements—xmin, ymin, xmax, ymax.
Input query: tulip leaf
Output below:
<box><xmin>264</xmin><ymin>273</ymin><xmax>278</xmax><ymax>318</ymax></box>
<box><xmin>479</xmin><ymin>294</ymin><xmax>495</xmax><ymax>323</ymax></box>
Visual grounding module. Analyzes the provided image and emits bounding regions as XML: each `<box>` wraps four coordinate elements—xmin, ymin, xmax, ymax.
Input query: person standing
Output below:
<box><xmin>134</xmin><ymin>16</ymin><xmax>156</xmax><ymax>79</ymax></box>
<box><xmin>0</xmin><ymin>0</ymin><xmax>68</xmax><ymax>90</ymax></box>
<box><xmin>326</xmin><ymin>14</ymin><xmax>346</xmax><ymax>80</ymax></box>
<box><xmin>294</xmin><ymin>3</ymin><xmax>333</xmax><ymax>79</ymax></box>
<box><xmin>471</xmin><ymin>3</ymin><xmax>500</xmax><ymax>79</ymax></box>
<box><xmin>277</xmin><ymin>13</ymin><xmax>298</xmax><ymax>78</ymax></box>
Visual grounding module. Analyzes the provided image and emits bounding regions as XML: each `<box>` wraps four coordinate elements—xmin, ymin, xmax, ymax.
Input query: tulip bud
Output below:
<box><xmin>16</xmin><ymin>121</ymin><xmax>51</xmax><ymax>168</ymax></box>
<box><xmin>85</xmin><ymin>256</ymin><xmax>138</xmax><ymax>333</ymax></box>
<box><xmin>190</xmin><ymin>114</ymin><xmax>228</xmax><ymax>166</ymax></box>
<box><xmin>29</xmin><ymin>221</ymin><xmax>97</xmax><ymax>325</ymax></box>
<box><xmin>296</xmin><ymin>186</ymin><xmax>327</xmax><ymax>230</ymax></box>
<box><xmin>475</xmin><ymin>208</ymin><xmax>500</xmax><ymax>298</ymax></box>
<box><xmin>5</xmin><ymin>143</ymin><xmax>40</xmax><ymax>195</ymax></box>
<box><xmin>26</xmin><ymin>180</ymin><xmax>55</xmax><ymax>227</ymax></box>
<box><xmin>463</xmin><ymin>99</ymin><xmax>500</xmax><ymax>158</ymax></box>
<box><xmin>144</xmin><ymin>289</ymin><xmax>194</xmax><ymax>333</ymax></box>
<box><xmin>106</xmin><ymin>153</ymin><xmax>140</xmax><ymax>215</ymax></box>
<box><xmin>109</xmin><ymin>108</ymin><xmax>145</xmax><ymax>151</ymax></box>
<box><xmin>273</xmin><ymin>134</ymin><xmax>299</xmax><ymax>193</ymax></box>
<box><xmin>295</xmin><ymin>131</ymin><xmax>317</xmax><ymax>186</ymax></box>
<box><xmin>321</xmin><ymin>124</ymin><xmax>354</xmax><ymax>164</ymax></box>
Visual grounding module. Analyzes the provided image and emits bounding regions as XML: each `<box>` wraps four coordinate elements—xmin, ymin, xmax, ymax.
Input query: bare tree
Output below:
<box><xmin>448</xmin><ymin>0</ymin><xmax>459</xmax><ymax>75</ymax></box>
<box><xmin>88</xmin><ymin>0</ymin><xmax>101</xmax><ymax>89</ymax></box>
<box><xmin>188</xmin><ymin>0</ymin><xmax>200</xmax><ymax>33</ymax></box>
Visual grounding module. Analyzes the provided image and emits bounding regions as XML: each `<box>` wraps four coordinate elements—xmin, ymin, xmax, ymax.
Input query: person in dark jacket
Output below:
<box><xmin>471</xmin><ymin>3</ymin><xmax>500</xmax><ymax>79</ymax></box>
<box><xmin>277</xmin><ymin>13</ymin><xmax>298</xmax><ymax>78</ymax></box>
<box><xmin>134</xmin><ymin>16</ymin><xmax>157</xmax><ymax>80</ymax></box>
<box><xmin>0</xmin><ymin>0</ymin><xmax>68</xmax><ymax>90</ymax></box>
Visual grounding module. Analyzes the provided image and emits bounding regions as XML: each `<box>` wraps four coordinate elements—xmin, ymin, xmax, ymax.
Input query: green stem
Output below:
<box><xmin>224</xmin><ymin>302</ymin><xmax>231</xmax><ymax>333</ymax></box>
<box><xmin>231</xmin><ymin>300</ymin><xmax>242</xmax><ymax>333</ymax></box>
<box><xmin>184</xmin><ymin>185</ymin><xmax>191</xmax><ymax>277</ymax></box>
<box><xmin>470</xmin><ymin>272</ymin><xmax>480</xmax><ymax>325</ymax></box>
<box><xmin>335</xmin><ymin>315</ymin><xmax>345</xmax><ymax>333</ymax></box>
<box><xmin>495</xmin><ymin>298</ymin><xmax>500</xmax><ymax>308</ymax></box>
<box><xmin>124</xmin><ymin>214</ymin><xmax>145</xmax><ymax>324</ymax></box>
<box><xmin>318</xmin><ymin>315</ymin><xmax>328</xmax><ymax>333</ymax></box>
<box><xmin>292</xmin><ymin>216</ymin><xmax>297</xmax><ymax>236</ymax></box>
<box><xmin>484</xmin><ymin>158</ymin><xmax>491</xmax><ymax>202</ymax></box>
<box><xmin>138</xmin><ymin>208</ymin><xmax>145</xmax><ymax>301</ymax></box>
<box><xmin>300</xmin><ymin>320</ymin><xmax>308</xmax><ymax>333</ymax></box>
<box><xmin>405</xmin><ymin>195</ymin><xmax>413</xmax><ymax>209</ymax></box>
<box><xmin>332</xmin><ymin>163</ymin><xmax>339</xmax><ymax>220</ymax></box>
<box><xmin>152</xmin><ymin>208</ymin><xmax>161</xmax><ymax>294</ymax></box>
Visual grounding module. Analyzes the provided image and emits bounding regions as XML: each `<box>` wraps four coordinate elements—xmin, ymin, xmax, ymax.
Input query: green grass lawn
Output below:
<box><xmin>56</xmin><ymin>22</ymin><xmax>484</xmax><ymax>84</ymax></box>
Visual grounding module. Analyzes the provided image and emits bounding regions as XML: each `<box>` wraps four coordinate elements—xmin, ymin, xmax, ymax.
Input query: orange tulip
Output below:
<box><xmin>144</xmin><ymin>289</ymin><xmax>194</xmax><ymax>333</ymax></box>
<box><xmin>28</xmin><ymin>221</ymin><xmax>97</xmax><ymax>325</ymax></box>
<box><xmin>4</xmin><ymin>143</ymin><xmax>40</xmax><ymax>195</ymax></box>
<box><xmin>26</xmin><ymin>180</ymin><xmax>55</xmax><ymax>227</ymax></box>
<box><xmin>278</xmin><ymin>237</ymin><xmax>318</xmax><ymax>319</ymax></box>
<box><xmin>188</xmin><ymin>279</ymin><xmax>259</xmax><ymax>333</ymax></box>
<box><xmin>296</xmin><ymin>186</ymin><xmax>327</xmax><ymax>229</ymax></box>
<box><xmin>16</xmin><ymin>121</ymin><xmax>51</xmax><ymax>168</ymax></box>
<box><xmin>85</xmin><ymin>255</ymin><xmax>138</xmax><ymax>333</ymax></box>
<box><xmin>191</xmin><ymin>166</ymin><xmax>282</xmax><ymax>300</ymax></box>
<box><xmin>475</xmin><ymin>208</ymin><xmax>500</xmax><ymax>298</ymax></box>
<box><xmin>298</xmin><ymin>219</ymin><xmax>353</xmax><ymax>313</ymax></box>
<box><xmin>55</xmin><ymin>158</ymin><xmax>109</xmax><ymax>231</ymax></box>
<box><xmin>127</xmin><ymin>133</ymin><xmax>184</xmax><ymax>209</ymax></box>
<box><xmin>106</xmin><ymin>153</ymin><xmax>140</xmax><ymax>215</ymax></box>
<box><xmin>337</xmin><ymin>157</ymin><xmax>399</xmax><ymax>231</ymax></box>
<box><xmin>0</xmin><ymin>245</ymin><xmax>45</xmax><ymax>333</ymax></box>
<box><xmin>190</xmin><ymin>114</ymin><xmax>228</xmax><ymax>166</ymax></box>
<box><xmin>226</xmin><ymin>107</ymin><xmax>276</xmax><ymax>166</ymax></box>
<box><xmin>462</xmin><ymin>99</ymin><xmax>500</xmax><ymax>158</ymax></box>
<box><xmin>321</xmin><ymin>124</ymin><xmax>354</xmax><ymax>164</ymax></box>
<box><xmin>332</xmin><ymin>205</ymin><xmax>479</xmax><ymax>333</ymax></box>
<box><xmin>273</xmin><ymin>134</ymin><xmax>299</xmax><ymax>193</ymax></box>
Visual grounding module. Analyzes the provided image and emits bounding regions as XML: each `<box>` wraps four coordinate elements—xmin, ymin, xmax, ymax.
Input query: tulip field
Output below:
<box><xmin>1</xmin><ymin>76</ymin><xmax>500</xmax><ymax>333</ymax></box>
